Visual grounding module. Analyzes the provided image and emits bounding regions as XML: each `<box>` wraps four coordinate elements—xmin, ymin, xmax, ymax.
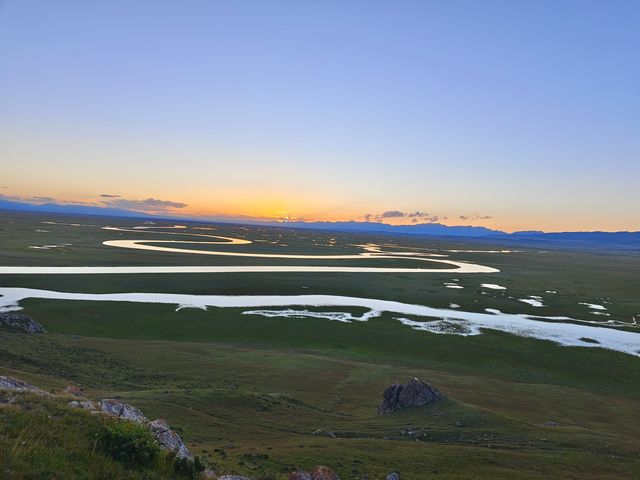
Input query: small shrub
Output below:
<box><xmin>97</xmin><ymin>420</ymin><xmax>160</xmax><ymax>468</ymax></box>
<box><xmin>173</xmin><ymin>455</ymin><xmax>205</xmax><ymax>479</ymax></box>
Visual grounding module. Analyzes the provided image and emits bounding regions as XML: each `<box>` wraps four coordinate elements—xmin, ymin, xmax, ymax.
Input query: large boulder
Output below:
<box><xmin>148</xmin><ymin>418</ymin><xmax>192</xmax><ymax>459</ymax></box>
<box><xmin>100</xmin><ymin>399</ymin><xmax>148</xmax><ymax>423</ymax></box>
<box><xmin>289</xmin><ymin>472</ymin><xmax>312</xmax><ymax>480</ymax></box>
<box><xmin>0</xmin><ymin>375</ymin><xmax>50</xmax><ymax>396</ymax></box>
<box><xmin>0</xmin><ymin>312</ymin><xmax>45</xmax><ymax>333</ymax></box>
<box><xmin>311</xmin><ymin>466</ymin><xmax>340</xmax><ymax>480</ymax></box>
<box><xmin>378</xmin><ymin>377</ymin><xmax>442</xmax><ymax>414</ymax></box>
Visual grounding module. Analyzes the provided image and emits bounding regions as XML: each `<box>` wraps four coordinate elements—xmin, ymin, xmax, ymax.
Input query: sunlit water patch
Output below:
<box><xmin>0</xmin><ymin>287</ymin><xmax>638</xmax><ymax>357</ymax></box>
<box><xmin>579</xmin><ymin>302</ymin><xmax>607</xmax><ymax>311</ymax></box>
<box><xmin>28</xmin><ymin>244</ymin><xmax>72</xmax><ymax>250</ymax></box>
<box><xmin>481</xmin><ymin>283</ymin><xmax>506</xmax><ymax>290</ymax></box>
<box><xmin>519</xmin><ymin>296</ymin><xmax>545</xmax><ymax>307</ymax></box>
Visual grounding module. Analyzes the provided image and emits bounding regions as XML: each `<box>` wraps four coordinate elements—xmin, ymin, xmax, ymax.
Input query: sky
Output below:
<box><xmin>1</xmin><ymin>0</ymin><xmax>638</xmax><ymax>232</ymax></box>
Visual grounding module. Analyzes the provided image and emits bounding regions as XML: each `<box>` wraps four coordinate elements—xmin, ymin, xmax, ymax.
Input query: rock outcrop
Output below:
<box><xmin>69</xmin><ymin>400</ymin><xmax>96</xmax><ymax>410</ymax></box>
<box><xmin>289</xmin><ymin>471</ymin><xmax>312</xmax><ymax>480</ymax></box>
<box><xmin>0</xmin><ymin>312</ymin><xmax>45</xmax><ymax>333</ymax></box>
<box><xmin>1</xmin><ymin>375</ymin><xmax>374</xmax><ymax>480</ymax></box>
<box><xmin>149</xmin><ymin>418</ymin><xmax>192</xmax><ymax>459</ymax></box>
<box><xmin>100</xmin><ymin>398</ymin><xmax>148</xmax><ymax>423</ymax></box>
<box><xmin>0</xmin><ymin>376</ymin><xmax>212</xmax><ymax>471</ymax></box>
<box><xmin>378</xmin><ymin>377</ymin><xmax>442</xmax><ymax>414</ymax></box>
<box><xmin>311</xmin><ymin>465</ymin><xmax>340</xmax><ymax>480</ymax></box>
<box><xmin>0</xmin><ymin>375</ymin><xmax>50</xmax><ymax>396</ymax></box>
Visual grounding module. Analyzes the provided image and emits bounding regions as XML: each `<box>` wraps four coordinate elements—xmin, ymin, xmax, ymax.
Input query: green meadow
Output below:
<box><xmin>1</xmin><ymin>211</ymin><xmax>639</xmax><ymax>479</ymax></box>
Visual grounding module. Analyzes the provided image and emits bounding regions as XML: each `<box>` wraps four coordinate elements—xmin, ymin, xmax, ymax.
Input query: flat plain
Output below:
<box><xmin>1</xmin><ymin>211</ymin><xmax>639</xmax><ymax>479</ymax></box>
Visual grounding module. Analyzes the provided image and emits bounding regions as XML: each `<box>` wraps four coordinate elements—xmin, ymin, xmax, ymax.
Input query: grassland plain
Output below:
<box><xmin>1</xmin><ymin>211</ymin><xmax>640</xmax><ymax>479</ymax></box>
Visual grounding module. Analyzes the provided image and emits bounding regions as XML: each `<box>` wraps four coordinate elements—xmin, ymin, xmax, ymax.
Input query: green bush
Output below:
<box><xmin>173</xmin><ymin>455</ymin><xmax>205</xmax><ymax>478</ymax></box>
<box><xmin>97</xmin><ymin>420</ymin><xmax>160</xmax><ymax>468</ymax></box>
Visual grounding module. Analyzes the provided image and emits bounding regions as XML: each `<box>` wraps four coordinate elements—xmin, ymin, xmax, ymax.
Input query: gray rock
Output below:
<box><xmin>0</xmin><ymin>312</ymin><xmax>45</xmax><ymax>333</ymax></box>
<box><xmin>200</xmin><ymin>469</ymin><xmax>217</xmax><ymax>479</ymax></box>
<box><xmin>289</xmin><ymin>472</ymin><xmax>312</xmax><ymax>480</ymax></box>
<box><xmin>100</xmin><ymin>398</ymin><xmax>148</xmax><ymax>423</ymax></box>
<box><xmin>386</xmin><ymin>473</ymin><xmax>400</xmax><ymax>480</ymax></box>
<box><xmin>0</xmin><ymin>375</ymin><xmax>50</xmax><ymax>396</ymax></box>
<box><xmin>217</xmin><ymin>476</ymin><xmax>252</xmax><ymax>480</ymax></box>
<box><xmin>378</xmin><ymin>377</ymin><xmax>442</xmax><ymax>414</ymax></box>
<box><xmin>148</xmin><ymin>418</ymin><xmax>192</xmax><ymax>459</ymax></box>
<box><xmin>69</xmin><ymin>400</ymin><xmax>96</xmax><ymax>410</ymax></box>
<box><xmin>543</xmin><ymin>421</ymin><xmax>561</xmax><ymax>427</ymax></box>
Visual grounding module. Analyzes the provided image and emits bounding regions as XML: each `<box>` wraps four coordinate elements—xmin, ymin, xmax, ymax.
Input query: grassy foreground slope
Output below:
<box><xmin>0</xmin><ymin>390</ymin><xmax>205</xmax><ymax>479</ymax></box>
<box><xmin>1</xmin><ymin>310</ymin><xmax>639</xmax><ymax>479</ymax></box>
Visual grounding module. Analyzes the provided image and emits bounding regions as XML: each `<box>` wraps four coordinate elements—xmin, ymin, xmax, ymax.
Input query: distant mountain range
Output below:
<box><xmin>0</xmin><ymin>198</ymin><xmax>149</xmax><ymax>219</ymax></box>
<box><xmin>256</xmin><ymin>220</ymin><xmax>639</xmax><ymax>251</ymax></box>
<box><xmin>1</xmin><ymin>197</ymin><xmax>638</xmax><ymax>251</ymax></box>
<box><xmin>258</xmin><ymin>220</ymin><xmax>502</xmax><ymax>237</ymax></box>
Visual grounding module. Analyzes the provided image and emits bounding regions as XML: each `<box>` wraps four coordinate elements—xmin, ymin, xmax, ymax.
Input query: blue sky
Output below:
<box><xmin>1</xmin><ymin>0</ymin><xmax>638</xmax><ymax>231</ymax></box>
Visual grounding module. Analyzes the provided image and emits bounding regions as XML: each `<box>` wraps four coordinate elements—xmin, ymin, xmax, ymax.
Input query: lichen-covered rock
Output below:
<box><xmin>148</xmin><ymin>418</ymin><xmax>192</xmax><ymax>459</ymax></box>
<box><xmin>386</xmin><ymin>473</ymin><xmax>400</xmax><ymax>480</ymax></box>
<box><xmin>378</xmin><ymin>377</ymin><xmax>442</xmax><ymax>414</ymax></box>
<box><xmin>0</xmin><ymin>312</ymin><xmax>45</xmax><ymax>333</ymax></box>
<box><xmin>311</xmin><ymin>465</ymin><xmax>340</xmax><ymax>480</ymax></box>
<box><xmin>0</xmin><ymin>376</ymin><xmax>50</xmax><ymax>396</ymax></box>
<box><xmin>69</xmin><ymin>400</ymin><xmax>96</xmax><ymax>410</ymax></box>
<box><xmin>100</xmin><ymin>399</ymin><xmax>148</xmax><ymax>423</ymax></box>
<box><xmin>289</xmin><ymin>471</ymin><xmax>312</xmax><ymax>480</ymax></box>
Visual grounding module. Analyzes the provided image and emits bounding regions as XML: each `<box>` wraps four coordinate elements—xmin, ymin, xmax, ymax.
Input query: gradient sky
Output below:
<box><xmin>1</xmin><ymin>0</ymin><xmax>638</xmax><ymax>232</ymax></box>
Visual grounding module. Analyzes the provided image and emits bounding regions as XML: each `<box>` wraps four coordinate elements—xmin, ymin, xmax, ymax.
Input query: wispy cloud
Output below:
<box><xmin>379</xmin><ymin>210</ymin><xmax>405</xmax><ymax>219</ymax></box>
<box><xmin>370</xmin><ymin>210</ymin><xmax>442</xmax><ymax>223</ymax></box>
<box><xmin>0</xmin><ymin>193</ymin><xmax>20</xmax><ymax>201</ymax></box>
<box><xmin>101</xmin><ymin>197</ymin><xmax>188</xmax><ymax>213</ymax></box>
<box><xmin>459</xmin><ymin>213</ymin><xmax>492</xmax><ymax>221</ymax></box>
<box><xmin>0</xmin><ymin>193</ymin><xmax>96</xmax><ymax>207</ymax></box>
<box><xmin>1</xmin><ymin>191</ymin><xmax>188</xmax><ymax>215</ymax></box>
<box><xmin>1</xmin><ymin>193</ymin><xmax>59</xmax><ymax>204</ymax></box>
<box><xmin>360</xmin><ymin>209</ymin><xmax>493</xmax><ymax>225</ymax></box>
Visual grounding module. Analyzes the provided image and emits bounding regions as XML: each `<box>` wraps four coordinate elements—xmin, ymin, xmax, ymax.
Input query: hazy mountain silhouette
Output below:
<box><xmin>1</xmin><ymin>197</ymin><xmax>637</xmax><ymax>251</ymax></box>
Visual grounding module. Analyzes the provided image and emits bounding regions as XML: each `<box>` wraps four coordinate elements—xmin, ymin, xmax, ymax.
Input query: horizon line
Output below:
<box><xmin>1</xmin><ymin>197</ymin><xmax>638</xmax><ymax>236</ymax></box>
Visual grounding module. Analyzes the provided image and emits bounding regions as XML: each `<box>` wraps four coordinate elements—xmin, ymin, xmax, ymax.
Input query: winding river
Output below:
<box><xmin>2</xmin><ymin>224</ymin><xmax>638</xmax><ymax>356</ymax></box>
<box><xmin>0</xmin><ymin>225</ymin><xmax>500</xmax><ymax>275</ymax></box>
<box><xmin>0</xmin><ymin>287</ymin><xmax>638</xmax><ymax>357</ymax></box>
